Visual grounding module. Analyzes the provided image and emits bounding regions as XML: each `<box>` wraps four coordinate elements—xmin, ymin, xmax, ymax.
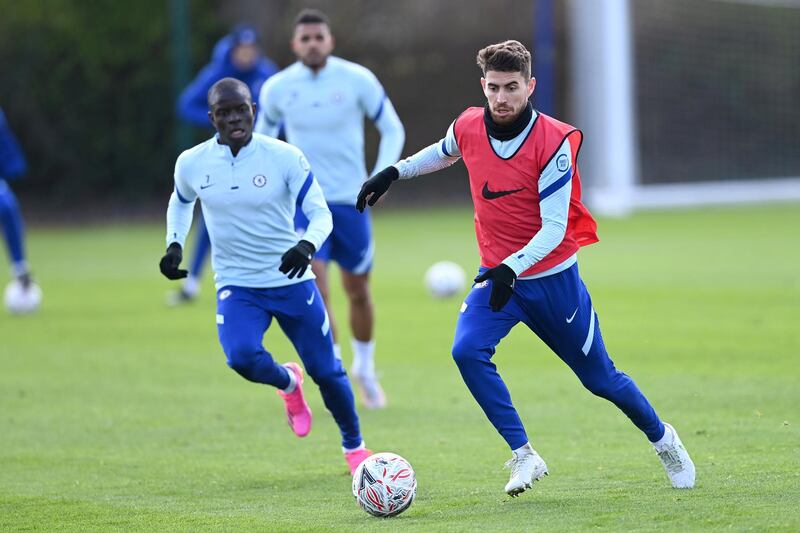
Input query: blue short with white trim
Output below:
<box><xmin>451</xmin><ymin>262</ymin><xmax>664</xmax><ymax>450</ymax></box>
<box><xmin>295</xmin><ymin>203</ymin><xmax>373</xmax><ymax>274</ymax></box>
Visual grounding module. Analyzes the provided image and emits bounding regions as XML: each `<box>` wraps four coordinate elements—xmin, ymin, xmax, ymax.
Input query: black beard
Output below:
<box><xmin>483</xmin><ymin>101</ymin><xmax>533</xmax><ymax>141</ymax></box>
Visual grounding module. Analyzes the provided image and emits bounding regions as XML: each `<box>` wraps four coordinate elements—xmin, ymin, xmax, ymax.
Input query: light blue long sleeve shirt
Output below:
<box><xmin>166</xmin><ymin>134</ymin><xmax>332</xmax><ymax>289</ymax></box>
<box><xmin>255</xmin><ymin>56</ymin><xmax>405</xmax><ymax>205</ymax></box>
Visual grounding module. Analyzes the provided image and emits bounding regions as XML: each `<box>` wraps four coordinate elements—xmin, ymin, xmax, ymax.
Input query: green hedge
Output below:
<box><xmin>0</xmin><ymin>0</ymin><xmax>220</xmax><ymax>205</ymax></box>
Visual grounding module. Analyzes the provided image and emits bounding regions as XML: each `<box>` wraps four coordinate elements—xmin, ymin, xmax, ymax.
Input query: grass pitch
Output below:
<box><xmin>1</xmin><ymin>204</ymin><xmax>798</xmax><ymax>531</ymax></box>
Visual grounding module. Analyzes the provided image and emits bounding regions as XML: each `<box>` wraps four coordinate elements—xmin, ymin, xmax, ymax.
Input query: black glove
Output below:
<box><xmin>279</xmin><ymin>239</ymin><xmax>316</xmax><ymax>279</ymax></box>
<box><xmin>159</xmin><ymin>242</ymin><xmax>188</xmax><ymax>280</ymax></box>
<box><xmin>356</xmin><ymin>166</ymin><xmax>399</xmax><ymax>212</ymax></box>
<box><xmin>474</xmin><ymin>264</ymin><xmax>517</xmax><ymax>312</ymax></box>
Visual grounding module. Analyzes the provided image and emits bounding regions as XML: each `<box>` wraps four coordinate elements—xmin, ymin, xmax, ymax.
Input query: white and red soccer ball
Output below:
<box><xmin>352</xmin><ymin>452</ymin><xmax>416</xmax><ymax>517</ymax></box>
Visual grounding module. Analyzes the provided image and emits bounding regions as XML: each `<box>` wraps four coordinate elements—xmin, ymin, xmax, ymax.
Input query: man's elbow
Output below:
<box><xmin>307</xmin><ymin>207</ymin><xmax>332</xmax><ymax>227</ymax></box>
<box><xmin>542</xmin><ymin>218</ymin><xmax>567</xmax><ymax>238</ymax></box>
<box><xmin>392</xmin><ymin>119</ymin><xmax>406</xmax><ymax>139</ymax></box>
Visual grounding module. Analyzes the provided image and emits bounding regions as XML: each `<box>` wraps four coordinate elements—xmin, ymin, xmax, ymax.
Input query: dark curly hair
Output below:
<box><xmin>476</xmin><ymin>40</ymin><xmax>531</xmax><ymax>79</ymax></box>
<box><xmin>293</xmin><ymin>8</ymin><xmax>330</xmax><ymax>27</ymax></box>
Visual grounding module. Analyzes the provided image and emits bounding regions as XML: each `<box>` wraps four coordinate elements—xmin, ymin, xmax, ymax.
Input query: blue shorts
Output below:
<box><xmin>295</xmin><ymin>203</ymin><xmax>373</xmax><ymax>274</ymax></box>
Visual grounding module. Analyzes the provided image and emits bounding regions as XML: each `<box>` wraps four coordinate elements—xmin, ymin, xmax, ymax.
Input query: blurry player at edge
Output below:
<box><xmin>0</xmin><ymin>107</ymin><xmax>41</xmax><ymax>311</ymax></box>
<box><xmin>357</xmin><ymin>41</ymin><xmax>695</xmax><ymax>495</ymax></box>
<box><xmin>255</xmin><ymin>9</ymin><xmax>405</xmax><ymax>409</ymax></box>
<box><xmin>160</xmin><ymin>78</ymin><xmax>371</xmax><ymax>473</ymax></box>
<box><xmin>169</xmin><ymin>25</ymin><xmax>279</xmax><ymax>305</ymax></box>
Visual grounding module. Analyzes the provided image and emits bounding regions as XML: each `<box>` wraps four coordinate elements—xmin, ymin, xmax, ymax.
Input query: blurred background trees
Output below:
<box><xmin>1</xmin><ymin>0</ymin><xmax>798</xmax><ymax>216</ymax></box>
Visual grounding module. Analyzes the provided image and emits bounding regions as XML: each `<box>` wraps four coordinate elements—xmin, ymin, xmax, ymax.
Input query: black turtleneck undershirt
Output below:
<box><xmin>483</xmin><ymin>101</ymin><xmax>533</xmax><ymax>141</ymax></box>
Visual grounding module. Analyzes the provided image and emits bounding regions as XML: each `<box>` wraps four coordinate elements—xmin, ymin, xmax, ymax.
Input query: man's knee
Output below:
<box><xmin>451</xmin><ymin>335</ymin><xmax>489</xmax><ymax>366</ymax></box>
<box><xmin>580</xmin><ymin>370</ymin><xmax>629</xmax><ymax>400</ymax></box>
<box><xmin>304</xmin><ymin>357</ymin><xmax>343</xmax><ymax>385</ymax></box>
<box><xmin>225</xmin><ymin>341</ymin><xmax>264</xmax><ymax>379</ymax></box>
<box><xmin>342</xmin><ymin>275</ymin><xmax>370</xmax><ymax>307</ymax></box>
<box><xmin>346</xmin><ymin>286</ymin><xmax>370</xmax><ymax>307</ymax></box>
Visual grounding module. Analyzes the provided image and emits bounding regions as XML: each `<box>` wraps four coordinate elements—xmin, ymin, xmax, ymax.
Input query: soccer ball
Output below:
<box><xmin>352</xmin><ymin>452</ymin><xmax>416</xmax><ymax>517</ymax></box>
<box><xmin>424</xmin><ymin>261</ymin><xmax>466</xmax><ymax>299</ymax></box>
<box><xmin>4</xmin><ymin>279</ymin><xmax>42</xmax><ymax>315</ymax></box>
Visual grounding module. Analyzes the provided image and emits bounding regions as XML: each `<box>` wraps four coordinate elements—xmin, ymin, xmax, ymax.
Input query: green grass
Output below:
<box><xmin>1</xmin><ymin>204</ymin><xmax>799</xmax><ymax>531</ymax></box>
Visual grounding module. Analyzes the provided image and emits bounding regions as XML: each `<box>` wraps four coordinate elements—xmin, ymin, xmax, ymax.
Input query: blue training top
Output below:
<box><xmin>176</xmin><ymin>25</ymin><xmax>279</xmax><ymax>127</ymax></box>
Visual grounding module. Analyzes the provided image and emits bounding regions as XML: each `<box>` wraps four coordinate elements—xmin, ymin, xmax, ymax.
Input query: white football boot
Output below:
<box><xmin>351</xmin><ymin>367</ymin><xmax>386</xmax><ymax>409</ymax></box>
<box><xmin>504</xmin><ymin>445</ymin><xmax>548</xmax><ymax>496</ymax></box>
<box><xmin>654</xmin><ymin>423</ymin><xmax>695</xmax><ymax>489</ymax></box>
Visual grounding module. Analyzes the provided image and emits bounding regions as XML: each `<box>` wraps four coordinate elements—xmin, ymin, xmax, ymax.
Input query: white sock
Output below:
<box><xmin>281</xmin><ymin>365</ymin><xmax>297</xmax><ymax>394</ymax></box>
<box><xmin>183</xmin><ymin>276</ymin><xmax>200</xmax><ymax>296</ymax></box>
<box><xmin>351</xmin><ymin>339</ymin><xmax>375</xmax><ymax>376</ymax></box>
<box><xmin>651</xmin><ymin>424</ymin><xmax>673</xmax><ymax>451</ymax></box>
<box><xmin>343</xmin><ymin>440</ymin><xmax>366</xmax><ymax>453</ymax></box>
<box><xmin>513</xmin><ymin>442</ymin><xmax>534</xmax><ymax>457</ymax></box>
<box><xmin>333</xmin><ymin>343</ymin><xmax>342</xmax><ymax>361</ymax></box>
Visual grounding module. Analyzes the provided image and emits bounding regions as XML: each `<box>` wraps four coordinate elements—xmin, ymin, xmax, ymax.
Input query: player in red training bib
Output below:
<box><xmin>357</xmin><ymin>40</ymin><xmax>695</xmax><ymax>496</ymax></box>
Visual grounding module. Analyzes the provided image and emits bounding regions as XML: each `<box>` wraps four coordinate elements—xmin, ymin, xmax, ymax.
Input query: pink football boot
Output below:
<box><xmin>345</xmin><ymin>447</ymin><xmax>374</xmax><ymax>475</ymax></box>
<box><xmin>276</xmin><ymin>362</ymin><xmax>312</xmax><ymax>437</ymax></box>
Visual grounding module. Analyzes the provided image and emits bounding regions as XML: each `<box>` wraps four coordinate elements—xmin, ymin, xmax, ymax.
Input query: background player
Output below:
<box><xmin>357</xmin><ymin>40</ymin><xmax>695</xmax><ymax>495</ymax></box>
<box><xmin>160</xmin><ymin>78</ymin><xmax>371</xmax><ymax>473</ymax></box>
<box><xmin>0</xmin><ymin>107</ymin><xmax>41</xmax><ymax>312</ymax></box>
<box><xmin>255</xmin><ymin>9</ymin><xmax>405</xmax><ymax>409</ymax></box>
<box><xmin>170</xmin><ymin>24</ymin><xmax>279</xmax><ymax>305</ymax></box>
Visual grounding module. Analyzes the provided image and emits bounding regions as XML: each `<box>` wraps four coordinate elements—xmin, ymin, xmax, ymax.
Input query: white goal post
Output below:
<box><xmin>567</xmin><ymin>0</ymin><xmax>800</xmax><ymax>215</ymax></box>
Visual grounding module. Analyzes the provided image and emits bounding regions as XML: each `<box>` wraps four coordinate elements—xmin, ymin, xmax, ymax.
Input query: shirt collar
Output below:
<box><xmin>214</xmin><ymin>134</ymin><xmax>255</xmax><ymax>160</ymax></box>
<box><xmin>297</xmin><ymin>56</ymin><xmax>335</xmax><ymax>79</ymax></box>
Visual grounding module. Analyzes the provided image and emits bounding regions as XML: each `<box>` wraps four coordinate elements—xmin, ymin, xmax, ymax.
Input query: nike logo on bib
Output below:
<box><xmin>482</xmin><ymin>181</ymin><xmax>523</xmax><ymax>200</ymax></box>
<box><xmin>306</xmin><ymin>292</ymin><xmax>315</xmax><ymax>305</ymax></box>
